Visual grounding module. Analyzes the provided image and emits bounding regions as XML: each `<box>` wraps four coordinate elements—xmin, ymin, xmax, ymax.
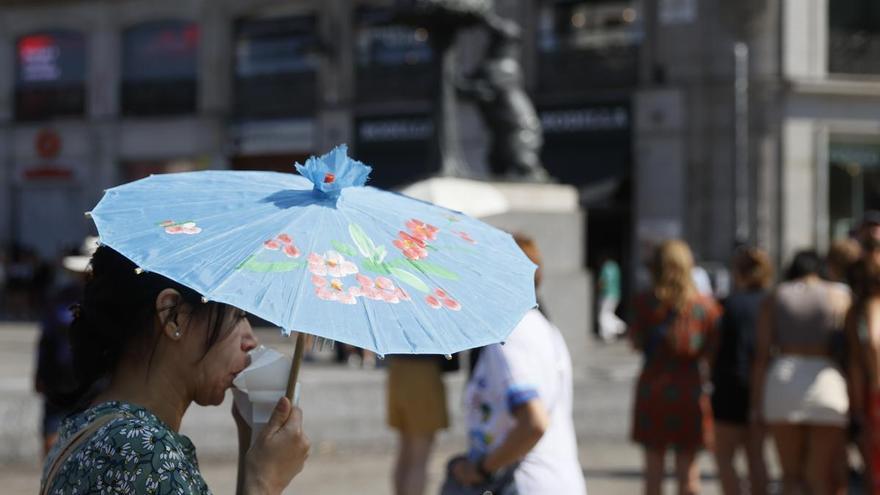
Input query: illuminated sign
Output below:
<box><xmin>123</xmin><ymin>20</ymin><xmax>199</xmax><ymax>81</ymax></box>
<box><xmin>235</xmin><ymin>16</ymin><xmax>319</xmax><ymax>77</ymax></box>
<box><xmin>16</xmin><ymin>31</ymin><xmax>86</xmax><ymax>85</ymax></box>
<box><xmin>540</xmin><ymin>106</ymin><xmax>630</xmax><ymax>133</ymax></box>
<box><xmin>358</xmin><ymin>117</ymin><xmax>433</xmax><ymax>143</ymax></box>
<box><xmin>355</xmin><ymin>7</ymin><xmax>432</xmax><ymax>68</ymax></box>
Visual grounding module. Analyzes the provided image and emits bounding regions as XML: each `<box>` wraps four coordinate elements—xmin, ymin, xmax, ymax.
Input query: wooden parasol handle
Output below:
<box><xmin>286</xmin><ymin>332</ymin><xmax>306</xmax><ymax>402</ymax></box>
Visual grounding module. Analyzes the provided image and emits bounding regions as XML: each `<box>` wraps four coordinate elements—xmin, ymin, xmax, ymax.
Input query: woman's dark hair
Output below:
<box><xmin>732</xmin><ymin>246</ymin><xmax>773</xmax><ymax>290</ymax></box>
<box><xmin>65</xmin><ymin>246</ymin><xmax>232</xmax><ymax>409</ymax></box>
<box><xmin>785</xmin><ymin>250</ymin><xmax>822</xmax><ymax>281</ymax></box>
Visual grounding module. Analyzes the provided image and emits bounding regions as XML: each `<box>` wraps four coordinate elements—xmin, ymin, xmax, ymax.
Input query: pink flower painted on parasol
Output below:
<box><xmin>406</xmin><ymin>219</ymin><xmax>439</xmax><ymax>242</ymax></box>
<box><xmin>393</xmin><ymin>232</ymin><xmax>428</xmax><ymax>260</ymax></box>
<box><xmin>312</xmin><ymin>276</ymin><xmax>357</xmax><ymax>304</ymax></box>
<box><xmin>264</xmin><ymin>233</ymin><xmax>300</xmax><ymax>257</ymax></box>
<box><xmin>308</xmin><ymin>251</ymin><xmax>358</xmax><ymax>277</ymax></box>
<box><xmin>164</xmin><ymin>221</ymin><xmax>201</xmax><ymax>235</ymax></box>
<box><xmin>353</xmin><ymin>274</ymin><xmax>403</xmax><ymax>303</ymax></box>
<box><xmin>453</xmin><ymin>230</ymin><xmax>477</xmax><ymax>245</ymax></box>
<box><xmin>425</xmin><ymin>287</ymin><xmax>461</xmax><ymax>311</ymax></box>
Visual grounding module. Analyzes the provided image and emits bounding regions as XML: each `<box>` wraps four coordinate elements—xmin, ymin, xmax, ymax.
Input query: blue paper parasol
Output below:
<box><xmin>88</xmin><ymin>146</ymin><xmax>536</xmax><ymax>392</ymax></box>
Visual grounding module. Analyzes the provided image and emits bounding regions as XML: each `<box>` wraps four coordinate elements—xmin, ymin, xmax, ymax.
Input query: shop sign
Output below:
<box><xmin>232</xmin><ymin>119</ymin><xmax>316</xmax><ymax>155</ymax></box>
<box><xmin>830</xmin><ymin>143</ymin><xmax>880</xmax><ymax>168</ymax></box>
<box><xmin>659</xmin><ymin>0</ymin><xmax>697</xmax><ymax>25</ymax></box>
<box><xmin>357</xmin><ymin>117</ymin><xmax>433</xmax><ymax>143</ymax></box>
<box><xmin>17</xmin><ymin>31</ymin><xmax>86</xmax><ymax>85</ymax></box>
<box><xmin>540</xmin><ymin>106</ymin><xmax>629</xmax><ymax>133</ymax></box>
<box><xmin>20</xmin><ymin>129</ymin><xmax>74</xmax><ymax>182</ymax></box>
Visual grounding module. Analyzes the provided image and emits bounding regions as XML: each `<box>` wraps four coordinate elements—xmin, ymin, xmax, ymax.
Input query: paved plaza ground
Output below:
<box><xmin>0</xmin><ymin>322</ymin><xmax>748</xmax><ymax>494</ymax></box>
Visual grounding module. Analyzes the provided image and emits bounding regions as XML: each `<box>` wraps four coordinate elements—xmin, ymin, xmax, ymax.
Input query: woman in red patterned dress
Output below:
<box><xmin>629</xmin><ymin>240</ymin><xmax>722</xmax><ymax>495</ymax></box>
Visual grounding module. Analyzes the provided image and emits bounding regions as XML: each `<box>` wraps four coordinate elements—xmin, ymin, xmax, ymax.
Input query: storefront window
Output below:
<box><xmin>829</xmin><ymin>142</ymin><xmax>880</xmax><ymax>239</ymax></box>
<box><xmin>539</xmin><ymin>101</ymin><xmax>631</xmax><ymax>185</ymax></box>
<box><xmin>355</xmin><ymin>6</ymin><xmax>435</xmax><ymax>104</ymax></box>
<box><xmin>15</xmin><ymin>30</ymin><xmax>86</xmax><ymax>121</ymax></box>
<box><xmin>121</xmin><ymin>20</ymin><xmax>199</xmax><ymax>116</ymax></box>
<box><xmin>354</xmin><ymin>114</ymin><xmax>433</xmax><ymax>187</ymax></box>
<box><xmin>234</xmin><ymin>15</ymin><xmax>319</xmax><ymax>119</ymax></box>
<box><xmin>829</xmin><ymin>0</ymin><xmax>880</xmax><ymax>75</ymax></box>
<box><xmin>537</xmin><ymin>0</ymin><xmax>641</xmax><ymax>94</ymax></box>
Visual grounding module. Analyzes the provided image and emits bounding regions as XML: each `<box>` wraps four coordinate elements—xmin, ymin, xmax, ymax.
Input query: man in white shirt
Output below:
<box><xmin>445</xmin><ymin>234</ymin><xmax>587</xmax><ymax>494</ymax></box>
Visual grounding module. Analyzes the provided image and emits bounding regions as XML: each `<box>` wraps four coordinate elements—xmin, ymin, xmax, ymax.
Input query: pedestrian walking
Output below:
<box><xmin>442</xmin><ymin>233</ymin><xmax>587</xmax><ymax>495</ymax></box>
<box><xmin>40</xmin><ymin>246</ymin><xmax>310</xmax><ymax>494</ymax></box>
<box><xmin>845</xmin><ymin>239</ymin><xmax>880</xmax><ymax>494</ymax></box>
<box><xmin>387</xmin><ymin>353</ymin><xmax>450</xmax><ymax>495</ymax></box>
<box><xmin>629</xmin><ymin>239</ymin><xmax>721</xmax><ymax>495</ymax></box>
<box><xmin>597</xmin><ymin>254</ymin><xmax>626</xmax><ymax>342</ymax></box>
<box><xmin>752</xmin><ymin>250</ymin><xmax>851</xmax><ymax>495</ymax></box>
<box><xmin>711</xmin><ymin>247</ymin><xmax>772</xmax><ymax>495</ymax></box>
<box><xmin>34</xmin><ymin>237</ymin><xmax>97</xmax><ymax>457</ymax></box>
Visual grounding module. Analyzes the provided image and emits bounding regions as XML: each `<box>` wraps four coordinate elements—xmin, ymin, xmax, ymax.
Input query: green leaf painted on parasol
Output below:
<box><xmin>407</xmin><ymin>260</ymin><xmax>459</xmax><ymax>280</ymax></box>
<box><xmin>349</xmin><ymin>223</ymin><xmax>377</xmax><ymax>258</ymax></box>
<box><xmin>389</xmin><ymin>267</ymin><xmax>430</xmax><ymax>293</ymax></box>
<box><xmin>238</xmin><ymin>256</ymin><xmax>305</xmax><ymax>273</ymax></box>
<box><xmin>363</xmin><ymin>258</ymin><xmax>392</xmax><ymax>275</ymax></box>
<box><xmin>331</xmin><ymin>240</ymin><xmax>358</xmax><ymax>258</ymax></box>
<box><xmin>372</xmin><ymin>245</ymin><xmax>388</xmax><ymax>263</ymax></box>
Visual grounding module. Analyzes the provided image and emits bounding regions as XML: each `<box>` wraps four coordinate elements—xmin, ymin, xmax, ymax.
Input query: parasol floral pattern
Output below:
<box><xmin>233</xmin><ymin>216</ymin><xmax>471</xmax><ymax>310</ymax></box>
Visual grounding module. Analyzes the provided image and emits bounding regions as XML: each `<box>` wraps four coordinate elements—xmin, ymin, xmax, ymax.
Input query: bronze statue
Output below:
<box><xmin>459</xmin><ymin>15</ymin><xmax>549</xmax><ymax>181</ymax></box>
<box><xmin>393</xmin><ymin>0</ymin><xmax>491</xmax><ymax>178</ymax></box>
<box><xmin>394</xmin><ymin>0</ymin><xmax>550</xmax><ymax>181</ymax></box>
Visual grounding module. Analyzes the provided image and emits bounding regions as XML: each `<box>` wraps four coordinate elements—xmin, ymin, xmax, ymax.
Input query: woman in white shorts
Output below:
<box><xmin>751</xmin><ymin>251</ymin><xmax>851</xmax><ymax>495</ymax></box>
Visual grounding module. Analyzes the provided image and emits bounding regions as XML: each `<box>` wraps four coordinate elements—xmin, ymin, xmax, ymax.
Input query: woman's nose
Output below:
<box><xmin>242</xmin><ymin>321</ymin><xmax>259</xmax><ymax>352</ymax></box>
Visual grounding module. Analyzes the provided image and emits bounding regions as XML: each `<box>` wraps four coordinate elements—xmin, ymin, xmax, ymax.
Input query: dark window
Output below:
<box><xmin>15</xmin><ymin>30</ymin><xmax>86</xmax><ymax>121</ymax></box>
<box><xmin>121</xmin><ymin>20</ymin><xmax>199</xmax><ymax>116</ymax></box>
<box><xmin>234</xmin><ymin>15</ymin><xmax>319</xmax><ymax>120</ymax></box>
<box><xmin>355</xmin><ymin>6</ymin><xmax>435</xmax><ymax>104</ymax></box>
<box><xmin>539</xmin><ymin>102</ymin><xmax>632</xmax><ymax>186</ymax></box>
<box><xmin>354</xmin><ymin>114</ymin><xmax>433</xmax><ymax>187</ymax></box>
<box><xmin>829</xmin><ymin>142</ymin><xmax>880</xmax><ymax>239</ymax></box>
<box><xmin>829</xmin><ymin>0</ymin><xmax>880</xmax><ymax>75</ymax></box>
<box><xmin>537</xmin><ymin>0</ymin><xmax>641</xmax><ymax>95</ymax></box>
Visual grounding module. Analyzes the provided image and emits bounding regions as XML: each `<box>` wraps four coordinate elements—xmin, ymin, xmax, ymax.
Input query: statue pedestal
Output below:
<box><xmin>400</xmin><ymin>178</ymin><xmax>593</xmax><ymax>361</ymax></box>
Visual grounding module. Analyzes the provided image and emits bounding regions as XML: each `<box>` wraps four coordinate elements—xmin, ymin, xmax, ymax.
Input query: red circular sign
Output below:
<box><xmin>35</xmin><ymin>129</ymin><xmax>61</xmax><ymax>159</ymax></box>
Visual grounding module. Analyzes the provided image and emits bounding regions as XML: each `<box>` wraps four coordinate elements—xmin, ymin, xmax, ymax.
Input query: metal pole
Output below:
<box><xmin>733</xmin><ymin>41</ymin><xmax>750</xmax><ymax>244</ymax></box>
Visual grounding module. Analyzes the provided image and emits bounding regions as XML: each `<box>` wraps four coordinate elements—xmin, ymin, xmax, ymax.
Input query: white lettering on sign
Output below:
<box><xmin>21</xmin><ymin>44</ymin><xmax>62</xmax><ymax>81</ymax></box>
<box><xmin>659</xmin><ymin>0</ymin><xmax>697</xmax><ymax>25</ymax></box>
<box><xmin>540</xmin><ymin>107</ymin><xmax>629</xmax><ymax>133</ymax></box>
<box><xmin>359</xmin><ymin>119</ymin><xmax>433</xmax><ymax>142</ymax></box>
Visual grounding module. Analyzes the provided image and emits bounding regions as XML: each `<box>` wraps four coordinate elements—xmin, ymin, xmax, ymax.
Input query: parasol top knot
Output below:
<box><xmin>294</xmin><ymin>144</ymin><xmax>372</xmax><ymax>199</ymax></box>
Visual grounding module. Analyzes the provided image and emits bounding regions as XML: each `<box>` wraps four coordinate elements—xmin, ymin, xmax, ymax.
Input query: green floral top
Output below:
<box><xmin>41</xmin><ymin>401</ymin><xmax>211</xmax><ymax>494</ymax></box>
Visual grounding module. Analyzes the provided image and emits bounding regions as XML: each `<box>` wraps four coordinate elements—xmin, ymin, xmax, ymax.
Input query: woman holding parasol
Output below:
<box><xmin>41</xmin><ymin>146</ymin><xmax>537</xmax><ymax>494</ymax></box>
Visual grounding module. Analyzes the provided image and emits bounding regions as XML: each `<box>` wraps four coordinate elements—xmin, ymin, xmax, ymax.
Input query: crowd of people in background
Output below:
<box><xmin>626</xmin><ymin>212</ymin><xmax>880</xmax><ymax>495</ymax></box>
<box><xmin>23</xmin><ymin>214</ymin><xmax>880</xmax><ymax>494</ymax></box>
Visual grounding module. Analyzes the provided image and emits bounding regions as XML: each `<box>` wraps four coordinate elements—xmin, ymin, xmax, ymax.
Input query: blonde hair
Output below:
<box><xmin>651</xmin><ymin>240</ymin><xmax>696</xmax><ymax>310</ymax></box>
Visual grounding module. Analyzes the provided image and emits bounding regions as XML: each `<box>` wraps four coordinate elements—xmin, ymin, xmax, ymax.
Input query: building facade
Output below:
<box><xmin>634</xmin><ymin>0</ymin><xmax>880</xmax><ymax>278</ymax></box>
<box><xmin>0</xmin><ymin>0</ymin><xmax>878</xmax><ymax>291</ymax></box>
<box><xmin>0</xmin><ymin>0</ymin><xmax>640</xmax><ymax>265</ymax></box>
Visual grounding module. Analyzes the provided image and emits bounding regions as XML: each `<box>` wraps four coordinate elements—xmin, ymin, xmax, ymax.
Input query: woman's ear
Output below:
<box><xmin>156</xmin><ymin>288</ymin><xmax>184</xmax><ymax>340</ymax></box>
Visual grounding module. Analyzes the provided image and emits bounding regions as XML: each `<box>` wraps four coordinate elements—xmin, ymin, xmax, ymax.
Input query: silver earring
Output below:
<box><xmin>174</xmin><ymin>331</ymin><xmax>181</xmax><ymax>338</ymax></box>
